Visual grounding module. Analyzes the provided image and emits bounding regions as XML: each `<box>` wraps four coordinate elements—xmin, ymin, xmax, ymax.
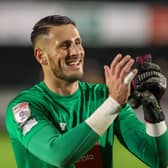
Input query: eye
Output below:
<box><xmin>75</xmin><ymin>39</ymin><xmax>82</xmax><ymax>45</ymax></box>
<box><xmin>61</xmin><ymin>41</ymin><xmax>71</xmax><ymax>49</ymax></box>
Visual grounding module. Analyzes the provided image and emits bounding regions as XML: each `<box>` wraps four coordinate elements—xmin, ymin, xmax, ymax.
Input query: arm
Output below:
<box><xmin>125</xmin><ymin>54</ymin><xmax>168</xmax><ymax>168</ymax></box>
<box><xmin>6</xmin><ymin>99</ymin><xmax>113</xmax><ymax>167</ymax></box>
<box><xmin>114</xmin><ymin>103</ymin><xmax>168</xmax><ymax>168</ymax></box>
<box><xmin>142</xmin><ymin>91</ymin><xmax>168</xmax><ymax>168</ymax></box>
<box><xmin>7</xmin><ymin>97</ymin><xmax>122</xmax><ymax>167</ymax></box>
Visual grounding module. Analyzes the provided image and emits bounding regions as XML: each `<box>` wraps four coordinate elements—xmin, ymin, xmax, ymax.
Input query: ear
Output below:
<box><xmin>34</xmin><ymin>48</ymin><xmax>48</xmax><ymax>65</ymax></box>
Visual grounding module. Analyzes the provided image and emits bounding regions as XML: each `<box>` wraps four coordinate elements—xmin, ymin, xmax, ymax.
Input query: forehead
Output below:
<box><xmin>48</xmin><ymin>24</ymin><xmax>81</xmax><ymax>41</ymax></box>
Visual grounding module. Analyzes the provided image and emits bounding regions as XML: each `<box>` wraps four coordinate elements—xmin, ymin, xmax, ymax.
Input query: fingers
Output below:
<box><xmin>119</xmin><ymin>58</ymin><xmax>135</xmax><ymax>82</ymax></box>
<box><xmin>110</xmin><ymin>54</ymin><xmax>136</xmax><ymax>83</ymax></box>
<box><xmin>104</xmin><ymin>65</ymin><xmax>111</xmax><ymax>86</ymax></box>
<box><xmin>110</xmin><ymin>54</ymin><xmax>122</xmax><ymax>74</ymax></box>
<box><xmin>124</xmin><ymin>69</ymin><xmax>138</xmax><ymax>84</ymax></box>
<box><xmin>110</xmin><ymin>54</ymin><xmax>132</xmax><ymax>77</ymax></box>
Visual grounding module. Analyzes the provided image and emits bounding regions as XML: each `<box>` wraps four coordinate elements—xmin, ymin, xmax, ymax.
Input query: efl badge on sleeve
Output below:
<box><xmin>12</xmin><ymin>102</ymin><xmax>31</xmax><ymax>123</ymax></box>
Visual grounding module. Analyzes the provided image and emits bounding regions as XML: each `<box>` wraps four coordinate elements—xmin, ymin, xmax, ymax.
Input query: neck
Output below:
<box><xmin>43</xmin><ymin>78</ymin><xmax>79</xmax><ymax>96</ymax></box>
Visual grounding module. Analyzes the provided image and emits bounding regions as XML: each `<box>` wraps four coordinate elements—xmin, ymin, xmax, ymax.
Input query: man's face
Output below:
<box><xmin>41</xmin><ymin>24</ymin><xmax>85</xmax><ymax>82</ymax></box>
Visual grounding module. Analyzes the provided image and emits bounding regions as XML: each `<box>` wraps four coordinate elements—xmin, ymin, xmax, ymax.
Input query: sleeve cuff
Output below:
<box><xmin>146</xmin><ymin>121</ymin><xmax>167</xmax><ymax>137</ymax></box>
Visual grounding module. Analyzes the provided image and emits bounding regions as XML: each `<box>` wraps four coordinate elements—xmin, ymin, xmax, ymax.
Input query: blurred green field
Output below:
<box><xmin>1</xmin><ymin>133</ymin><xmax>148</xmax><ymax>168</ymax></box>
<box><xmin>1</xmin><ymin>132</ymin><xmax>16</xmax><ymax>167</ymax></box>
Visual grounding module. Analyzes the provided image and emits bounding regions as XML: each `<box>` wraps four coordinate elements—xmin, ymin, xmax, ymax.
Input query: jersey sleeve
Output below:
<box><xmin>114</xmin><ymin>103</ymin><xmax>168</xmax><ymax>168</ymax></box>
<box><xmin>6</xmin><ymin>99</ymin><xmax>99</xmax><ymax>167</ymax></box>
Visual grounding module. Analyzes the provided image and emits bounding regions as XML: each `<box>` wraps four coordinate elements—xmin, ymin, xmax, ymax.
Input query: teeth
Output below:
<box><xmin>66</xmin><ymin>60</ymin><xmax>80</xmax><ymax>65</ymax></box>
<box><xmin>69</xmin><ymin>62</ymin><xmax>79</xmax><ymax>65</ymax></box>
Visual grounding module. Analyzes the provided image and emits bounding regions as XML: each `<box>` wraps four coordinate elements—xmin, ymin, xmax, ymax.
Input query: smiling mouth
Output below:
<box><xmin>66</xmin><ymin>59</ymin><xmax>82</xmax><ymax>67</ymax></box>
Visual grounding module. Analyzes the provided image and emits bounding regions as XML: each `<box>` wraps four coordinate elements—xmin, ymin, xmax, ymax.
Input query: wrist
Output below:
<box><xmin>146</xmin><ymin>121</ymin><xmax>167</xmax><ymax>137</ymax></box>
<box><xmin>86</xmin><ymin>96</ymin><xmax>121</xmax><ymax>136</ymax></box>
<box><xmin>108</xmin><ymin>96</ymin><xmax>122</xmax><ymax>113</ymax></box>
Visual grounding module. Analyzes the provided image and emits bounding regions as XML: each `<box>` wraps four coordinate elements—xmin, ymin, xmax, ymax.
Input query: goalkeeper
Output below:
<box><xmin>6</xmin><ymin>15</ymin><xmax>168</xmax><ymax>168</ymax></box>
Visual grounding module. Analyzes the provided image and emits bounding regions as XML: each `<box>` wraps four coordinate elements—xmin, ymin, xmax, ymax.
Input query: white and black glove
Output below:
<box><xmin>129</xmin><ymin>54</ymin><xmax>167</xmax><ymax>123</ymax></box>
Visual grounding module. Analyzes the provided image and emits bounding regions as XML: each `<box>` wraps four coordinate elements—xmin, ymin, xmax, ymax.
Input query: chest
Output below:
<box><xmin>44</xmin><ymin>95</ymin><xmax>99</xmax><ymax>132</ymax></box>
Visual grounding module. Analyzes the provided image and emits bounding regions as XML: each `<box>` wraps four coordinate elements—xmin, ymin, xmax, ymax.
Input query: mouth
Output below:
<box><xmin>65</xmin><ymin>58</ymin><xmax>82</xmax><ymax>69</ymax></box>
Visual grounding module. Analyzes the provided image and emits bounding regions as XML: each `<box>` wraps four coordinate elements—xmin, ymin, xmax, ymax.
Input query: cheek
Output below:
<box><xmin>46</xmin><ymin>53</ymin><xmax>57</xmax><ymax>68</ymax></box>
<box><xmin>50</xmin><ymin>54</ymin><xmax>64</xmax><ymax>70</ymax></box>
<box><xmin>80</xmin><ymin>47</ymin><xmax>85</xmax><ymax>56</ymax></box>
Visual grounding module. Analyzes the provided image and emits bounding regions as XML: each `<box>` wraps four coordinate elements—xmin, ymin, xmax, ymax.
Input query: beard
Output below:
<box><xmin>52</xmin><ymin>68</ymin><xmax>83</xmax><ymax>82</ymax></box>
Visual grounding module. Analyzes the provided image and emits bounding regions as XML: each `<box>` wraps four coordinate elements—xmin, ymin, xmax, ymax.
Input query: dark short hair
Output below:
<box><xmin>31</xmin><ymin>15</ymin><xmax>76</xmax><ymax>47</ymax></box>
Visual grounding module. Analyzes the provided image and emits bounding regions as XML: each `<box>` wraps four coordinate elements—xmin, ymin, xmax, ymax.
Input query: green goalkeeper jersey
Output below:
<box><xmin>6</xmin><ymin>81</ymin><xmax>168</xmax><ymax>168</ymax></box>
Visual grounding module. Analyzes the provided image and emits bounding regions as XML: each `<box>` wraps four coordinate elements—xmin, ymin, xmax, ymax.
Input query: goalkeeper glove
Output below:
<box><xmin>129</xmin><ymin>54</ymin><xmax>167</xmax><ymax>123</ymax></box>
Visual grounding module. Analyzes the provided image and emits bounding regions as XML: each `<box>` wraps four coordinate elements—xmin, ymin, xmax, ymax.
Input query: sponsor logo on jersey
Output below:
<box><xmin>75</xmin><ymin>142</ymin><xmax>104</xmax><ymax>168</ymax></box>
<box><xmin>12</xmin><ymin>102</ymin><xmax>31</xmax><ymax>123</ymax></box>
<box><xmin>78</xmin><ymin>154</ymin><xmax>94</xmax><ymax>162</ymax></box>
<box><xmin>23</xmin><ymin>118</ymin><xmax>38</xmax><ymax>135</ymax></box>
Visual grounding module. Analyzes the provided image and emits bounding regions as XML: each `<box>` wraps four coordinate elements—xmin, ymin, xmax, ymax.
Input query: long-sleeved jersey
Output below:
<box><xmin>6</xmin><ymin>81</ymin><xmax>168</xmax><ymax>168</ymax></box>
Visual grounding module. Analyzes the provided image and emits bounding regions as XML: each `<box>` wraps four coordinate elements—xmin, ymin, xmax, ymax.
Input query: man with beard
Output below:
<box><xmin>6</xmin><ymin>15</ymin><xmax>168</xmax><ymax>168</ymax></box>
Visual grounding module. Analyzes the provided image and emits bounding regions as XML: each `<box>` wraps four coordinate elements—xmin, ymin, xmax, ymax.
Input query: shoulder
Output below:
<box><xmin>6</xmin><ymin>82</ymin><xmax>45</xmax><ymax>119</ymax></box>
<box><xmin>6</xmin><ymin>82</ymin><xmax>45</xmax><ymax>133</ymax></box>
<box><xmin>8</xmin><ymin>82</ymin><xmax>43</xmax><ymax>105</ymax></box>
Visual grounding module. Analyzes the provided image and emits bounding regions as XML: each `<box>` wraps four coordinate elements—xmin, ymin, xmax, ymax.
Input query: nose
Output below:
<box><xmin>68</xmin><ymin>43</ymin><xmax>81</xmax><ymax>56</ymax></box>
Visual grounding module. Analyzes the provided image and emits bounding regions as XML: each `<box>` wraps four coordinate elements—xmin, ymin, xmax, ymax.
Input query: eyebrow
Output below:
<box><xmin>60</xmin><ymin>37</ymin><xmax>82</xmax><ymax>44</ymax></box>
